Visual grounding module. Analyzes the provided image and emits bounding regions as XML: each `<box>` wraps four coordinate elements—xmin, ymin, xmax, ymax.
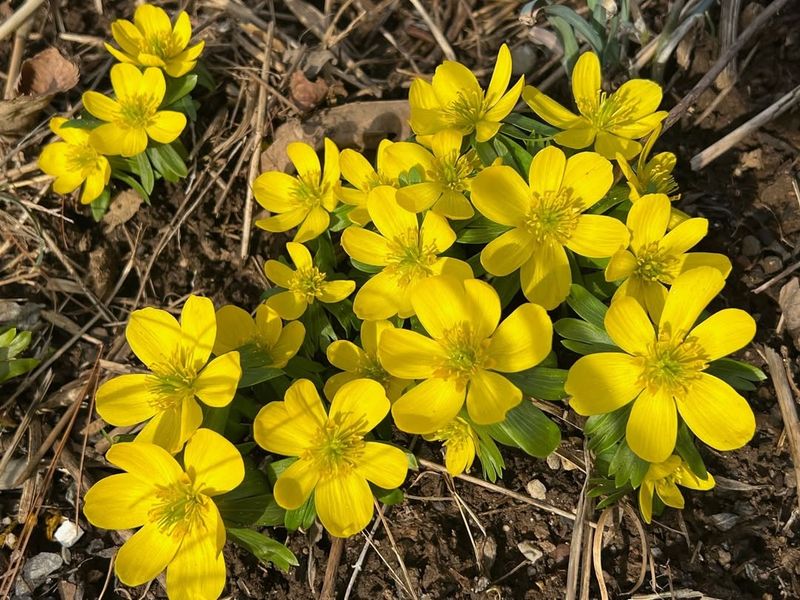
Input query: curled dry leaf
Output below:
<box><xmin>0</xmin><ymin>48</ymin><xmax>79</xmax><ymax>135</ymax></box>
<box><xmin>289</xmin><ymin>70</ymin><xmax>329</xmax><ymax>112</ymax></box>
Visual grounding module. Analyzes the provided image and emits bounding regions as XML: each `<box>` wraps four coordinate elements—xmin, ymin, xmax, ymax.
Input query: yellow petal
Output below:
<box><xmin>146</xmin><ymin>111</ymin><xmax>186</xmax><ymax>144</ymax></box>
<box><xmin>464</xmin><ymin>278</ymin><xmax>501</xmax><ymax>340</ymax></box>
<box><xmin>595</xmin><ymin>131</ymin><xmax>641</xmax><ymax>160</ymax></box>
<box><xmin>626</xmin><ymin>193</ymin><xmax>670</xmax><ymax>250</ymax></box>
<box><xmin>433</xmin><ymin>189</ymin><xmax>474</xmax><ymax>220</ymax></box>
<box><xmin>481</xmin><ymin>228</ymin><xmax>535</xmax><ymax>276</ymax></box>
<box><xmin>106</xmin><ymin>441</ymin><xmax>183</xmax><ymax>484</ymax></box>
<box><xmin>561</xmin><ymin>151</ymin><xmax>614</xmax><ymax>209</ymax></box>
<box><xmin>360</xmin><ymin>320</ymin><xmax>391</xmax><ymax>357</ymax></box>
<box><xmin>80</xmin><ymin>164</ymin><xmax>110</xmax><ymax>204</ymax></box>
<box><xmin>264</xmin><ymin>259</ymin><xmax>295</xmax><ymax>289</ymax></box>
<box><xmin>274</xmin><ymin>458</ymin><xmax>319</xmax><ymax>509</ymax></box>
<box><xmin>522</xmin><ymin>85</ymin><xmax>581</xmax><ymax>128</ymax></box>
<box><xmin>38</xmin><ymin>142</ymin><xmax>69</xmax><ymax>177</ymax></box>
<box><xmin>571</xmin><ymin>51</ymin><xmax>601</xmax><ymax>117</ymax></box>
<box><xmin>294</xmin><ymin>206</ymin><xmax>330</xmax><ymax>243</ymax></box>
<box><xmin>677</xmin><ymin>374</ymin><xmax>755</xmax><ymax>451</ymax></box>
<box><xmin>519</xmin><ymin>242</ymin><xmax>571</xmax><ymax>310</ymax></box>
<box><xmin>352</xmin><ymin>271</ymin><xmax>403</xmax><ymax>320</ymax></box>
<box><xmin>466</xmin><ymin>369</ymin><xmax>522</xmax><ymax>425</ymax></box>
<box><xmin>485</xmin><ymin>43</ymin><xmax>513</xmax><ymax>106</ymax></box>
<box><xmin>420</xmin><ymin>210</ymin><xmax>456</xmax><ymax>253</ymax></box>
<box><xmin>638</xmin><ymin>480</ymin><xmax>655</xmax><ymax>523</ymax></box>
<box><xmin>676</xmin><ymin>468</ymin><xmax>715</xmax><ymax>491</ymax></box>
<box><xmin>429</xmin><ymin>129</ymin><xmax>462</xmax><ymax>161</ymax></box>
<box><xmin>327</xmin><ymin>340</ymin><xmax>366</xmax><ymax>372</ymax></box>
<box><xmin>396</xmin><ymin>182</ymin><xmax>441</xmax><ymax>213</ymax></box>
<box><xmin>605</xmin><ymin>249</ymin><xmax>637</xmax><ymax>281</ymax></box>
<box><xmin>254</xmin><ymin>303</ymin><xmax>284</xmax><ymax>349</ymax></box>
<box><xmin>286</xmin><ymin>241</ymin><xmax>313</xmax><ymax>270</ymax></box>
<box><xmin>253</xmin><ymin>403</ymin><xmax>314</xmax><ymax>457</ymax></box>
<box><xmin>322</xmin><ymin>137</ymin><xmax>340</xmax><ymax>191</ymax></box>
<box><xmin>611</xmin><ymin>79</ymin><xmax>664</xmax><ymax>121</ymax></box>
<box><xmin>171</xmin><ymin>11</ymin><xmax>192</xmax><ymax>48</ymax></box>
<box><xmin>255</xmin><ymin>207</ymin><xmax>308</xmax><ymax>234</ymax></box>
<box><xmin>194</xmin><ymin>351</ymin><xmax>240</xmax><ymax>407</ymax></box>
<box><xmin>180</xmin><ymin>295</ymin><xmax>216</xmax><ymax>371</ymax></box>
<box><xmin>134</xmin><ymin>398</ymin><xmax>202</xmax><ymax>454</ymax></box>
<box><xmin>267</xmin><ymin>291</ymin><xmax>307</xmax><ymax>320</ymax></box>
<box><xmin>566</xmin><ymin>353</ymin><xmax>644</xmax><ymax>415</ymax></box>
<box><xmin>95</xmin><ymin>374</ymin><xmax>160</xmax><ymax>426</ymax></box>
<box><xmin>115</xmin><ymin>523</ymin><xmax>179</xmax><ymax>586</ymax></box>
<box><xmin>90</xmin><ymin>123</ymin><xmax>148</xmax><ymax>157</ymax></box>
<box><xmin>51</xmin><ymin>170</ymin><xmax>83</xmax><ymax>195</ymax></box>
<box><xmin>126</xmin><ymin>306</ymin><xmax>182</xmax><ymax>369</ymax></box>
<box><xmin>431</xmin><ymin>60</ymin><xmax>482</xmax><ymax>108</ymax></box>
<box><xmin>411</xmin><ymin>275</ymin><xmax>471</xmax><ymax>339</ymax></box>
<box><xmin>484</xmin><ymin>76</ymin><xmax>524</xmax><ymax>122</ymax></box>
<box><xmin>529</xmin><ymin>145</ymin><xmax>566</xmax><ymax>195</ymax></box>
<box><xmin>605</xmin><ymin>296</ymin><xmax>654</xmax><ymax>355</ymax></box>
<box><xmin>82</xmin><ymin>91</ymin><xmax>121</xmax><ymax>122</ymax></box>
<box><xmin>626</xmin><ymin>386</ymin><xmax>677</xmax><ymax>463</ymax></box>
<box><xmin>341</xmin><ymin>226</ymin><xmax>391</xmax><ymax>266</ymax></box>
<box><xmin>654</xmin><ymin>480</ymin><xmax>684</xmax><ymax>509</ymax></box>
<box><xmin>369</xmin><ymin>187</ymin><xmax>418</xmax><ymax>240</ymax></box>
<box><xmin>270</xmin><ymin>320</ymin><xmax>305</xmax><ymax>367</ymax></box>
<box><xmin>661</xmin><ymin>217</ymin><xmax>708</xmax><ymax>255</ymax></box>
<box><xmin>134</xmin><ymin>3</ymin><xmax>172</xmax><ymax>36</ymax></box>
<box><xmin>110</xmin><ymin>62</ymin><xmax>145</xmax><ymax>103</ymax></box>
<box><xmin>315</xmin><ymin>471</ymin><xmax>373</xmax><ymax>537</ymax></box>
<box><xmin>340</xmin><ymin>148</ymin><xmax>376</xmax><ymax>190</ymax></box>
<box><xmin>253</xmin><ymin>171</ymin><xmax>301</xmax><ymax>212</ymax></box>
<box><xmin>142</xmin><ymin>67</ymin><xmax>167</xmax><ymax>106</ymax></box>
<box><xmin>318</xmin><ymin>280</ymin><xmax>356</xmax><ymax>303</ymax></box>
<box><xmin>287</xmin><ymin>142</ymin><xmax>321</xmax><ymax>181</ymax></box>
<box><xmin>165</xmin><ymin>516</ymin><xmax>226</xmax><ymax>600</ymax></box>
<box><xmin>378</xmin><ymin>328</ymin><xmax>445</xmax><ymax>379</ymax></box>
<box><xmin>110</xmin><ymin>19</ymin><xmax>143</xmax><ymax>55</ymax></box>
<box><xmin>678</xmin><ymin>252</ymin><xmax>732</xmax><ymax>278</ymax></box>
<box><xmin>488</xmin><ymin>303</ymin><xmax>552</xmax><ymax>372</ymax></box>
<box><xmin>83</xmin><ymin>473</ymin><xmax>154</xmax><ymax>530</ymax></box>
<box><xmin>323</xmin><ymin>371</ymin><xmax>359</xmax><ymax>401</ymax></box>
<box><xmin>566</xmin><ymin>214</ymin><xmax>630</xmax><ymax>258</ymax></box>
<box><xmin>184</xmin><ymin>428</ymin><xmax>244</xmax><ymax>495</ymax></box>
<box><xmin>213</xmin><ymin>305</ymin><xmax>255</xmax><ymax>354</ymax></box>
<box><xmin>355</xmin><ymin>442</ymin><xmax>408</xmax><ymax>489</ymax></box>
<box><xmin>392</xmin><ymin>378</ymin><xmax>465</xmax><ymax>434</ymax></box>
<box><xmin>659</xmin><ymin>267</ymin><xmax>725</xmax><ymax>338</ymax></box>
<box><xmin>330</xmin><ymin>378</ymin><xmax>389</xmax><ymax>434</ymax></box>
<box><xmin>471</xmin><ymin>165</ymin><xmax>530</xmax><ymax>227</ymax></box>
<box><xmin>688</xmin><ymin>308</ymin><xmax>755</xmax><ymax>361</ymax></box>
<box><xmin>554</xmin><ymin>126</ymin><xmax>596</xmax><ymax>149</ymax></box>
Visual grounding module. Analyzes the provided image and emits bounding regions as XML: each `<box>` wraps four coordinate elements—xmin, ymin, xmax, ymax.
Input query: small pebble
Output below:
<box><xmin>710</xmin><ymin>512</ymin><xmax>740</xmax><ymax>531</ymax></box>
<box><xmin>517</xmin><ymin>541</ymin><xmax>544</xmax><ymax>564</ymax></box>
<box><xmin>23</xmin><ymin>552</ymin><xmax>62</xmax><ymax>588</ymax></box>
<box><xmin>761</xmin><ymin>256</ymin><xmax>783</xmax><ymax>274</ymax></box>
<box><xmin>741</xmin><ymin>235</ymin><xmax>761</xmax><ymax>257</ymax></box>
<box><xmin>526</xmin><ymin>479</ymin><xmax>547</xmax><ymax>500</ymax></box>
<box><xmin>54</xmin><ymin>519</ymin><xmax>84</xmax><ymax>548</ymax></box>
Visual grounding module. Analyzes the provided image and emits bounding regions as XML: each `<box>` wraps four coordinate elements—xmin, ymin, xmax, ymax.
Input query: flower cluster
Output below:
<box><xmin>82</xmin><ymin>41</ymin><xmax>761</xmax><ymax>600</ymax></box>
<box><xmin>38</xmin><ymin>3</ymin><xmax>204</xmax><ymax>218</ymax></box>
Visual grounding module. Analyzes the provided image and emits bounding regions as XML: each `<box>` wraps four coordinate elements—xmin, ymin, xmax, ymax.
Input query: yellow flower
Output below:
<box><xmin>324</xmin><ymin>320</ymin><xmax>409</xmax><ymax>401</ymax></box>
<box><xmin>605</xmin><ymin>193</ymin><xmax>732</xmax><ymax>321</ymax></box>
<box><xmin>409</xmin><ymin>43</ymin><xmax>524</xmax><ymax>142</ymax></box>
<box><xmin>380</xmin><ymin>275</ymin><xmax>552</xmax><ymax>433</ymax></box>
<box><xmin>423</xmin><ymin>417</ymin><xmax>479</xmax><ymax>475</ymax></box>
<box><xmin>341</xmin><ymin>187</ymin><xmax>473</xmax><ymax>320</ymax></box>
<box><xmin>83</xmin><ymin>63</ymin><xmax>187</xmax><ymax>157</ymax></box>
<box><xmin>471</xmin><ymin>145</ymin><xmax>629</xmax><ymax>310</ymax></box>
<box><xmin>336</xmin><ymin>140</ymin><xmax>402</xmax><ymax>226</ymax></box>
<box><xmin>254</xmin><ymin>139</ymin><xmax>339</xmax><ymax>243</ymax></box>
<box><xmin>264</xmin><ymin>242</ymin><xmax>355</xmax><ymax>320</ymax></box>
<box><xmin>522</xmin><ymin>51</ymin><xmax>668</xmax><ymax>159</ymax></box>
<box><xmin>638</xmin><ymin>455</ymin><xmax>714</xmax><ymax>523</ymax></box>
<box><xmin>83</xmin><ymin>429</ymin><xmax>244</xmax><ymax>599</ymax></box>
<box><xmin>213</xmin><ymin>304</ymin><xmax>305</xmax><ymax>368</ymax></box>
<box><xmin>566</xmin><ymin>267</ymin><xmax>757</xmax><ymax>463</ymax></box>
<box><xmin>95</xmin><ymin>295</ymin><xmax>241</xmax><ymax>453</ymax></box>
<box><xmin>253</xmin><ymin>378</ymin><xmax>408</xmax><ymax>537</ymax></box>
<box><xmin>386</xmin><ymin>131</ymin><xmax>481</xmax><ymax>220</ymax></box>
<box><xmin>105</xmin><ymin>3</ymin><xmax>205</xmax><ymax>78</ymax></box>
<box><xmin>38</xmin><ymin>117</ymin><xmax>110</xmax><ymax>204</ymax></box>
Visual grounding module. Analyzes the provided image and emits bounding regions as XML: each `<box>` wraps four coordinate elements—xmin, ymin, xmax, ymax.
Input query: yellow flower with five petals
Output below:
<box><xmin>380</xmin><ymin>276</ymin><xmax>553</xmax><ymax>434</ymax></box>
<box><xmin>38</xmin><ymin>117</ymin><xmax>110</xmax><ymax>204</ymax></box>
<box><xmin>254</xmin><ymin>139</ymin><xmax>339</xmax><ymax>243</ymax></box>
<box><xmin>83</xmin><ymin>429</ymin><xmax>244</xmax><ymax>600</ymax></box>
<box><xmin>253</xmin><ymin>378</ymin><xmax>408</xmax><ymax>537</ymax></box>
<box><xmin>95</xmin><ymin>295</ymin><xmax>241</xmax><ymax>453</ymax></box>
<box><xmin>264</xmin><ymin>242</ymin><xmax>355</xmax><ymax>320</ymax></box>
<box><xmin>409</xmin><ymin>43</ymin><xmax>523</xmax><ymax>142</ymax></box>
<box><xmin>105</xmin><ymin>3</ymin><xmax>204</xmax><ymax>78</ymax></box>
<box><xmin>566</xmin><ymin>267</ymin><xmax>756</xmax><ymax>464</ymax></box>
<box><xmin>83</xmin><ymin>63</ymin><xmax>187</xmax><ymax>157</ymax></box>
<box><xmin>471</xmin><ymin>145</ymin><xmax>629</xmax><ymax>310</ymax></box>
<box><xmin>523</xmin><ymin>51</ymin><xmax>667</xmax><ymax>159</ymax></box>
<box><xmin>638</xmin><ymin>455</ymin><xmax>714</xmax><ymax>524</ymax></box>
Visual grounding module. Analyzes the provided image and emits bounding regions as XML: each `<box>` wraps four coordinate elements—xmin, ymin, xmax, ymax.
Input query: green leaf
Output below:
<box><xmin>483</xmin><ymin>400</ymin><xmax>561</xmax><ymax>458</ymax></box>
<box><xmin>90</xmin><ymin>187</ymin><xmax>111</xmax><ymax>222</ymax></box>
<box><xmin>0</xmin><ymin>358</ymin><xmax>38</xmax><ymax>383</ymax></box>
<box><xmin>161</xmin><ymin>74</ymin><xmax>198</xmax><ymax>108</ymax></box>
<box><xmin>705</xmin><ymin>358</ymin><xmax>766</xmax><ymax>392</ymax></box>
<box><xmin>374</xmin><ymin>487</ymin><xmax>404</xmax><ymax>506</ymax></box>
<box><xmin>588</xmin><ymin>185</ymin><xmax>630</xmax><ymax>215</ymax></box>
<box><xmin>226</xmin><ymin>528</ymin><xmax>299</xmax><ymax>571</ymax></box>
<box><xmin>495</xmin><ymin>134</ymin><xmax>534</xmax><ymax>174</ymax></box>
<box><xmin>503</xmin><ymin>113</ymin><xmax>560</xmax><ymax>137</ymax></box>
<box><xmin>475</xmin><ymin>429</ymin><xmax>505</xmax><ymax>482</ymax></box>
<box><xmin>505</xmin><ymin>366</ymin><xmax>568</xmax><ymax>400</ymax></box>
<box><xmin>147</xmin><ymin>143</ymin><xmax>188</xmax><ymax>182</ymax></box>
<box><xmin>549</xmin><ymin>14</ymin><xmax>580</xmax><ymax>73</ymax></box>
<box><xmin>585</xmin><ymin>405</ymin><xmax>630</xmax><ymax>455</ymax></box>
<box><xmin>0</xmin><ymin>328</ymin><xmax>16</xmax><ymax>348</ymax></box>
<box><xmin>60</xmin><ymin>115</ymin><xmax>103</xmax><ymax>130</ymax></box>
<box><xmin>474</xmin><ymin>141</ymin><xmax>499</xmax><ymax>166</ymax></box>
<box><xmin>216</xmin><ymin>462</ymin><xmax>284</xmax><ymax>526</ymax></box>
<box><xmin>237</xmin><ymin>344</ymin><xmax>285</xmax><ymax>388</ymax></box>
<box><xmin>554</xmin><ymin>318</ymin><xmax>614</xmax><ymax>346</ymax></box>
<box><xmin>675</xmin><ymin>422</ymin><xmax>707</xmax><ymax>480</ymax></box>
<box><xmin>456</xmin><ymin>216</ymin><xmax>512</xmax><ymax>244</ymax></box>
<box><xmin>561</xmin><ymin>340</ymin><xmax>618</xmax><ymax>355</ymax></box>
<box><xmin>350</xmin><ymin>258</ymin><xmax>383</xmax><ymax>274</ymax></box>
<box><xmin>284</xmin><ymin>494</ymin><xmax>316</xmax><ymax>531</ymax></box>
<box><xmin>323</xmin><ymin>298</ymin><xmax>358</xmax><ymax>334</ymax></box>
<box><xmin>544</xmin><ymin>5</ymin><xmax>605</xmax><ymax>54</ymax></box>
<box><xmin>132</xmin><ymin>152</ymin><xmax>155</xmax><ymax>194</ymax></box>
<box><xmin>609</xmin><ymin>441</ymin><xmax>649</xmax><ymax>488</ymax></box>
<box><xmin>491</xmin><ymin>273</ymin><xmax>520</xmax><ymax>309</ymax></box>
<box><xmin>566</xmin><ymin>284</ymin><xmax>608</xmax><ymax>329</ymax></box>
<box><xmin>110</xmin><ymin>171</ymin><xmax>151</xmax><ymax>203</ymax></box>
<box><xmin>5</xmin><ymin>329</ymin><xmax>31</xmax><ymax>359</ymax></box>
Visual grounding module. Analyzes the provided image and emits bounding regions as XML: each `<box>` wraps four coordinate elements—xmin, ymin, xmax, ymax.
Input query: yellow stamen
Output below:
<box><xmin>525</xmin><ymin>189</ymin><xmax>583</xmax><ymax>244</ymax></box>
<box><xmin>148</xmin><ymin>474</ymin><xmax>206</xmax><ymax>538</ymax></box>
<box><xmin>289</xmin><ymin>267</ymin><xmax>327</xmax><ymax>303</ymax></box>
<box><xmin>638</xmin><ymin>331</ymin><xmax>708</xmax><ymax>394</ymax></box>
<box><xmin>633</xmin><ymin>242</ymin><xmax>680</xmax><ymax>283</ymax></box>
<box><xmin>305</xmin><ymin>416</ymin><xmax>367</xmax><ymax>478</ymax></box>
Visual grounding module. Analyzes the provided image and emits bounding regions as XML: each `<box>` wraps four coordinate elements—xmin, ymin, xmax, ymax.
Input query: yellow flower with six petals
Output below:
<box><xmin>409</xmin><ymin>43</ymin><xmax>523</xmax><ymax>142</ymax></box>
<box><xmin>254</xmin><ymin>139</ymin><xmax>339</xmax><ymax>243</ymax></box>
<box><xmin>83</xmin><ymin>63</ymin><xmax>187</xmax><ymax>157</ymax></box>
<box><xmin>423</xmin><ymin>416</ymin><xmax>480</xmax><ymax>476</ymax></box>
<box><xmin>83</xmin><ymin>429</ymin><xmax>244</xmax><ymax>600</ymax></box>
<box><xmin>264</xmin><ymin>242</ymin><xmax>355</xmax><ymax>320</ymax></box>
<box><xmin>605</xmin><ymin>193</ymin><xmax>731</xmax><ymax>321</ymax></box>
<box><xmin>336</xmin><ymin>140</ymin><xmax>402</xmax><ymax>226</ymax></box>
<box><xmin>566</xmin><ymin>267</ymin><xmax>756</xmax><ymax>464</ymax></box>
<box><xmin>638</xmin><ymin>455</ymin><xmax>715</xmax><ymax>524</ymax></box>
<box><xmin>523</xmin><ymin>51</ymin><xmax>667</xmax><ymax>159</ymax></box>
<box><xmin>380</xmin><ymin>276</ymin><xmax>553</xmax><ymax>434</ymax></box>
<box><xmin>471</xmin><ymin>145</ymin><xmax>629</xmax><ymax>310</ymax></box>
<box><xmin>38</xmin><ymin>117</ymin><xmax>111</xmax><ymax>204</ymax></box>
<box><xmin>105</xmin><ymin>3</ymin><xmax>204</xmax><ymax>78</ymax></box>
<box><xmin>253</xmin><ymin>378</ymin><xmax>408</xmax><ymax>537</ymax></box>
<box><xmin>341</xmin><ymin>187</ymin><xmax>473</xmax><ymax>320</ymax></box>
<box><xmin>95</xmin><ymin>295</ymin><xmax>241</xmax><ymax>453</ymax></box>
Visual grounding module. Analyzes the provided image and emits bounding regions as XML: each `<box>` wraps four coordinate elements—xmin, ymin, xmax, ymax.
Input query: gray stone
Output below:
<box><xmin>23</xmin><ymin>552</ymin><xmax>62</xmax><ymax>588</ymax></box>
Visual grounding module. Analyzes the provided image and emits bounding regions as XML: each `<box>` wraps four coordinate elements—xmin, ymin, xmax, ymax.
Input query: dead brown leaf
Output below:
<box><xmin>289</xmin><ymin>71</ymin><xmax>329</xmax><ymax>112</ymax></box>
<box><xmin>102</xmin><ymin>189</ymin><xmax>143</xmax><ymax>234</ymax></box>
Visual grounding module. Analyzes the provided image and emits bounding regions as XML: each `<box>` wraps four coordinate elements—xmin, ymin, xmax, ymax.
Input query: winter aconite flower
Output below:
<box><xmin>38</xmin><ymin>117</ymin><xmax>110</xmax><ymax>204</ymax></box>
<box><xmin>105</xmin><ymin>3</ymin><xmax>205</xmax><ymax>78</ymax></box>
<box><xmin>336</xmin><ymin>140</ymin><xmax>402</xmax><ymax>226</ymax></box>
<box><xmin>83</xmin><ymin>63</ymin><xmax>187</xmax><ymax>157</ymax></box>
<box><xmin>324</xmin><ymin>319</ymin><xmax>409</xmax><ymax>401</ymax></box>
<box><xmin>617</xmin><ymin>125</ymin><xmax>679</xmax><ymax>202</ymax></box>
<box><xmin>605</xmin><ymin>193</ymin><xmax>731</xmax><ymax>321</ymax></box>
<box><xmin>95</xmin><ymin>296</ymin><xmax>241</xmax><ymax>453</ymax></box>
<box><xmin>423</xmin><ymin>417</ymin><xmax>480</xmax><ymax>475</ymax></box>
<box><xmin>341</xmin><ymin>187</ymin><xmax>473</xmax><ymax>320</ymax></box>
<box><xmin>566</xmin><ymin>267</ymin><xmax>757</xmax><ymax>463</ymax></box>
<box><xmin>213</xmin><ymin>304</ymin><xmax>305</xmax><ymax>369</ymax></box>
<box><xmin>471</xmin><ymin>145</ymin><xmax>629</xmax><ymax>310</ymax></box>
<box><xmin>523</xmin><ymin>51</ymin><xmax>667</xmax><ymax>159</ymax></box>
<box><xmin>254</xmin><ymin>139</ymin><xmax>339</xmax><ymax>243</ymax></box>
<box><xmin>254</xmin><ymin>379</ymin><xmax>408</xmax><ymax>537</ymax></box>
<box><xmin>387</xmin><ymin>131</ymin><xmax>481</xmax><ymax>220</ymax></box>
<box><xmin>638</xmin><ymin>455</ymin><xmax>714</xmax><ymax>524</ymax></box>
<box><xmin>83</xmin><ymin>429</ymin><xmax>244</xmax><ymax>600</ymax></box>
<box><xmin>409</xmin><ymin>43</ymin><xmax>523</xmax><ymax>142</ymax></box>
<box><xmin>264</xmin><ymin>242</ymin><xmax>355</xmax><ymax>320</ymax></box>
<box><xmin>380</xmin><ymin>276</ymin><xmax>553</xmax><ymax>434</ymax></box>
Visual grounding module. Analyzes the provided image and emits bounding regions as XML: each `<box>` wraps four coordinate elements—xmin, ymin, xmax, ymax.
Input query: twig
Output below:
<box><xmin>408</xmin><ymin>0</ymin><xmax>456</xmax><ymax>61</ymax></box>
<box><xmin>566</xmin><ymin>445</ymin><xmax>592</xmax><ymax>600</ymax></box>
<box><xmin>762</xmin><ymin>346</ymin><xmax>800</xmax><ymax>513</ymax></box>
<box><xmin>343</xmin><ymin>510</ymin><xmax>383</xmax><ymax>600</ymax></box>
<box><xmin>751</xmin><ymin>259</ymin><xmax>800</xmax><ymax>294</ymax></box>
<box><xmin>716</xmin><ymin>0</ymin><xmax>742</xmax><ymax>88</ymax></box>
<box><xmin>691</xmin><ymin>84</ymin><xmax>800</xmax><ymax>170</ymax></box>
<box><xmin>320</xmin><ymin>536</ymin><xmax>345</xmax><ymax>600</ymax></box>
<box><xmin>663</xmin><ymin>0</ymin><xmax>793</xmax><ymax>130</ymax></box>
<box><xmin>4</xmin><ymin>18</ymin><xmax>32</xmax><ymax>99</ymax></box>
<box><xmin>0</xmin><ymin>0</ymin><xmax>46</xmax><ymax>43</ymax></box>
<box><xmin>591</xmin><ymin>507</ymin><xmax>613</xmax><ymax>600</ymax></box>
<box><xmin>693</xmin><ymin>42</ymin><xmax>760</xmax><ymax>126</ymax></box>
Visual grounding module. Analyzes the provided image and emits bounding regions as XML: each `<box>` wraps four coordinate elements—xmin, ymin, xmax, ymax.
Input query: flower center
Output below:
<box><xmin>305</xmin><ymin>417</ymin><xmax>367</xmax><ymax>478</ymax></box>
<box><xmin>633</xmin><ymin>242</ymin><xmax>680</xmax><ymax>283</ymax></box>
<box><xmin>148</xmin><ymin>474</ymin><xmax>206</xmax><ymax>538</ymax></box>
<box><xmin>383</xmin><ymin>228</ymin><xmax>438</xmax><ymax>287</ymax></box>
<box><xmin>427</xmin><ymin>417</ymin><xmax>476</xmax><ymax>451</ymax></box>
<box><xmin>147</xmin><ymin>355</ymin><xmax>198</xmax><ymax>410</ymax></box>
<box><xmin>67</xmin><ymin>143</ymin><xmax>101</xmax><ymax>175</ymax></box>
<box><xmin>145</xmin><ymin>32</ymin><xmax>177</xmax><ymax>59</ymax></box>
<box><xmin>642</xmin><ymin>160</ymin><xmax>679</xmax><ymax>199</ymax></box>
<box><xmin>291</xmin><ymin>172</ymin><xmax>329</xmax><ymax>210</ymax></box>
<box><xmin>357</xmin><ymin>354</ymin><xmax>392</xmax><ymax>388</ymax></box>
<box><xmin>427</xmin><ymin>151</ymin><xmax>479</xmax><ymax>193</ymax></box>
<box><xmin>445</xmin><ymin>90</ymin><xmax>487</xmax><ymax>131</ymax></box>
<box><xmin>434</xmin><ymin>322</ymin><xmax>491</xmax><ymax>383</ymax></box>
<box><xmin>581</xmin><ymin>90</ymin><xmax>638</xmax><ymax>131</ymax></box>
<box><xmin>289</xmin><ymin>267</ymin><xmax>327</xmax><ymax>303</ymax></box>
<box><xmin>638</xmin><ymin>331</ymin><xmax>708</xmax><ymax>394</ymax></box>
<box><xmin>525</xmin><ymin>189</ymin><xmax>583</xmax><ymax>244</ymax></box>
<box><xmin>118</xmin><ymin>95</ymin><xmax>159</xmax><ymax>128</ymax></box>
